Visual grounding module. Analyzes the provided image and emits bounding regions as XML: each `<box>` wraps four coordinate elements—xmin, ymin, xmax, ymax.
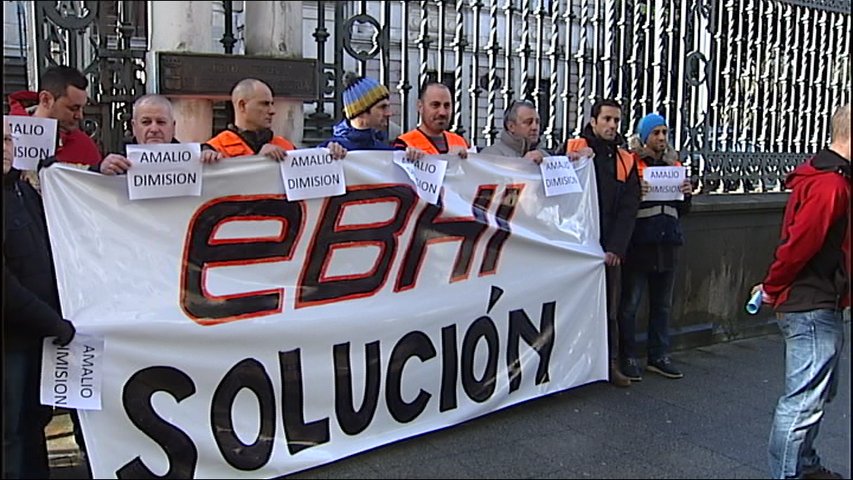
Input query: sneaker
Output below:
<box><xmin>802</xmin><ymin>466</ymin><xmax>843</xmax><ymax>479</ymax></box>
<box><xmin>621</xmin><ymin>358</ymin><xmax>643</xmax><ymax>381</ymax></box>
<box><xmin>646</xmin><ymin>356</ymin><xmax>683</xmax><ymax>379</ymax></box>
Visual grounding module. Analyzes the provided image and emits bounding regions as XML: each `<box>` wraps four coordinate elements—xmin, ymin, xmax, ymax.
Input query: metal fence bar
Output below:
<box><xmin>469</xmin><ymin>0</ymin><xmax>484</xmax><ymax>147</ymax></box>
<box><xmin>560</xmin><ymin>1</ymin><xmax>574</xmax><ymax>142</ymax></box>
<box><xmin>501</xmin><ymin>0</ymin><xmax>515</xmax><ymax>112</ymax></box>
<box><xmin>544</xmin><ymin>0</ymin><xmax>561</xmax><ymax>148</ymax></box>
<box><xmin>398</xmin><ymin>0</ymin><xmax>412</xmax><ymax>133</ymax></box>
<box><xmin>484</xmin><ymin>0</ymin><xmax>500</xmax><ymax>144</ymax></box>
<box><xmin>574</xmin><ymin>0</ymin><xmax>590</xmax><ymax>136</ymax></box>
<box><xmin>452</xmin><ymin>0</ymin><xmax>468</xmax><ymax>136</ymax></box>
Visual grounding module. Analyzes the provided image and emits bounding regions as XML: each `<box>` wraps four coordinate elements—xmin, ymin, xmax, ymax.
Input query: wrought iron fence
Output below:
<box><xmin>304</xmin><ymin>0</ymin><xmax>850</xmax><ymax>193</ymax></box>
<box><xmin>24</xmin><ymin>1</ymin><xmax>850</xmax><ymax>194</ymax></box>
<box><xmin>28</xmin><ymin>1</ymin><xmax>147</xmax><ymax>155</ymax></box>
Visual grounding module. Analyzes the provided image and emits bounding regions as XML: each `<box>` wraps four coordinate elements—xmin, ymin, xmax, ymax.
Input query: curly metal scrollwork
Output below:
<box><xmin>43</xmin><ymin>1</ymin><xmax>99</xmax><ymax>30</ymax></box>
<box><xmin>341</xmin><ymin>14</ymin><xmax>386</xmax><ymax>62</ymax></box>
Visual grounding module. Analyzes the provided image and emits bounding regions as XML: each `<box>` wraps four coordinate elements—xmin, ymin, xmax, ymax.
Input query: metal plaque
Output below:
<box><xmin>157</xmin><ymin>52</ymin><xmax>316</xmax><ymax>100</ymax></box>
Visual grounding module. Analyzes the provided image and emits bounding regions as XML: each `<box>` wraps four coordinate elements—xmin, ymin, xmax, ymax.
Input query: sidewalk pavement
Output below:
<box><xmin>50</xmin><ymin>322</ymin><xmax>851</xmax><ymax>479</ymax></box>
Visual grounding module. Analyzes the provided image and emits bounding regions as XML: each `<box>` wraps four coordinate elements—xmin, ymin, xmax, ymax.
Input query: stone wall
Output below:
<box><xmin>638</xmin><ymin>193</ymin><xmax>789</xmax><ymax>351</ymax></box>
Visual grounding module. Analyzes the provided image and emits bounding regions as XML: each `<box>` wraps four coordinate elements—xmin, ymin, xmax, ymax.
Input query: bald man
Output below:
<box><xmin>207</xmin><ymin>78</ymin><xmax>345</xmax><ymax>161</ymax></box>
<box><xmin>97</xmin><ymin>94</ymin><xmax>222</xmax><ymax>175</ymax></box>
<box><xmin>392</xmin><ymin>82</ymin><xmax>469</xmax><ymax>158</ymax></box>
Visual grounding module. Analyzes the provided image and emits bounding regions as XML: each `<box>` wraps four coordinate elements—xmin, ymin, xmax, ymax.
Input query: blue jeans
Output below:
<box><xmin>768</xmin><ymin>309</ymin><xmax>844</xmax><ymax>479</ymax></box>
<box><xmin>617</xmin><ymin>267</ymin><xmax>676</xmax><ymax>361</ymax></box>
<box><xmin>3</xmin><ymin>347</ymin><xmax>52</xmax><ymax>479</ymax></box>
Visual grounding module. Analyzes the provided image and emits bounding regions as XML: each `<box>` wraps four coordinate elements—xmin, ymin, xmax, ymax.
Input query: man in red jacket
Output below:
<box><xmin>6</xmin><ymin>65</ymin><xmax>102</xmax><ymax>168</ymax></box>
<box><xmin>753</xmin><ymin>103</ymin><xmax>850</xmax><ymax>480</ymax></box>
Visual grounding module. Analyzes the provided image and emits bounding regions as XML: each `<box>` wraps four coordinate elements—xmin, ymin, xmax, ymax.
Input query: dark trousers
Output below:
<box><xmin>3</xmin><ymin>347</ymin><xmax>52</xmax><ymax>479</ymax></box>
<box><xmin>605</xmin><ymin>265</ymin><xmax>621</xmax><ymax>361</ymax></box>
<box><xmin>617</xmin><ymin>267</ymin><xmax>676</xmax><ymax>361</ymax></box>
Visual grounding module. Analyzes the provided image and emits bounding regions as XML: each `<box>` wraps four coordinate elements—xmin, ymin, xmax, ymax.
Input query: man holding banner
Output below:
<box><xmin>96</xmin><ymin>94</ymin><xmax>223</xmax><ymax>175</ymax></box>
<box><xmin>320</xmin><ymin>73</ymin><xmax>396</xmax><ymax>152</ymax></box>
<box><xmin>482</xmin><ymin>100</ymin><xmax>592</xmax><ymax>164</ymax></box>
<box><xmin>3</xmin><ymin>120</ymin><xmax>77</xmax><ymax>479</ymax></box>
<box><xmin>207</xmin><ymin>78</ymin><xmax>346</xmax><ymax>161</ymax></box>
<box><xmin>392</xmin><ymin>81</ymin><xmax>469</xmax><ymax>157</ymax></box>
<box><xmin>618</xmin><ymin>113</ymin><xmax>692</xmax><ymax>381</ymax></box>
<box><xmin>320</xmin><ymin>74</ymin><xmax>425</xmax><ymax>163</ymax></box>
<box><xmin>563</xmin><ymin>98</ymin><xmax>641</xmax><ymax>387</ymax></box>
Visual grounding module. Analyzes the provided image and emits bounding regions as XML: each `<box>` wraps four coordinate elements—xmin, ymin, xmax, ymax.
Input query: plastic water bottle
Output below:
<box><xmin>746</xmin><ymin>289</ymin><xmax>763</xmax><ymax>315</ymax></box>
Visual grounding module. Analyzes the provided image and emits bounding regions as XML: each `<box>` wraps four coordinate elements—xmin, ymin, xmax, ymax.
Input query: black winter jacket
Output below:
<box><xmin>624</xmin><ymin>149</ymin><xmax>692</xmax><ymax>272</ymax></box>
<box><xmin>578</xmin><ymin>124</ymin><xmax>641</xmax><ymax>257</ymax></box>
<box><xmin>3</xmin><ymin>169</ymin><xmax>65</xmax><ymax>351</ymax></box>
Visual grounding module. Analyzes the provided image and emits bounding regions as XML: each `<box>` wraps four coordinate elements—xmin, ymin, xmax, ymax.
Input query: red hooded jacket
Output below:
<box><xmin>763</xmin><ymin>149</ymin><xmax>851</xmax><ymax>311</ymax></box>
<box><xmin>7</xmin><ymin>90</ymin><xmax>102</xmax><ymax>166</ymax></box>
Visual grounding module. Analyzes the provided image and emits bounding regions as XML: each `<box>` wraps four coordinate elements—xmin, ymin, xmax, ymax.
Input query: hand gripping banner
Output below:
<box><xmin>40</xmin><ymin>152</ymin><xmax>607</xmax><ymax>478</ymax></box>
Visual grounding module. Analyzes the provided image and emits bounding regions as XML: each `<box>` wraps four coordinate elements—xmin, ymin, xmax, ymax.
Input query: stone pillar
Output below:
<box><xmin>147</xmin><ymin>1</ymin><xmax>214</xmax><ymax>143</ymax></box>
<box><xmin>243</xmin><ymin>1</ymin><xmax>305</xmax><ymax>146</ymax></box>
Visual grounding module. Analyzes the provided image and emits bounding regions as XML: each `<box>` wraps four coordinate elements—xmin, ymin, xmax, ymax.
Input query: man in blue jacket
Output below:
<box><xmin>3</xmin><ymin>120</ymin><xmax>76</xmax><ymax>478</ymax></box>
<box><xmin>320</xmin><ymin>74</ymin><xmax>395</xmax><ymax>151</ymax></box>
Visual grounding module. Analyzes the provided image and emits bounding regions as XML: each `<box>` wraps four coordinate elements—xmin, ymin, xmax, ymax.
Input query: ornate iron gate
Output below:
<box><xmin>305</xmin><ymin>0</ymin><xmax>850</xmax><ymax>193</ymax></box>
<box><xmin>26</xmin><ymin>1</ymin><xmax>850</xmax><ymax>193</ymax></box>
<box><xmin>29</xmin><ymin>1</ymin><xmax>147</xmax><ymax>155</ymax></box>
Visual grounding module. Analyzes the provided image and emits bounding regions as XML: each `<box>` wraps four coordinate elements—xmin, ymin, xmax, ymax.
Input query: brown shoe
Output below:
<box><xmin>609</xmin><ymin>360</ymin><xmax>631</xmax><ymax>387</ymax></box>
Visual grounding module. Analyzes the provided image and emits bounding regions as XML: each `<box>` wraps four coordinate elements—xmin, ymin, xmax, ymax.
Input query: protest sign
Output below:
<box><xmin>393</xmin><ymin>151</ymin><xmax>448</xmax><ymax>204</ymax></box>
<box><xmin>5</xmin><ymin>115</ymin><xmax>57</xmax><ymax>171</ymax></box>
<box><xmin>280</xmin><ymin>148</ymin><xmax>346</xmax><ymax>201</ymax></box>
<box><xmin>126</xmin><ymin>143</ymin><xmax>202</xmax><ymax>200</ymax></box>
<box><xmin>539</xmin><ymin>156</ymin><xmax>583</xmax><ymax>196</ymax></box>
<box><xmin>643</xmin><ymin>166</ymin><xmax>687</xmax><ymax>201</ymax></box>
<box><xmin>40</xmin><ymin>334</ymin><xmax>105</xmax><ymax>410</ymax></box>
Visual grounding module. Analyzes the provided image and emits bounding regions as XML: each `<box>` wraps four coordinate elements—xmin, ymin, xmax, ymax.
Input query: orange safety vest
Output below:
<box><xmin>564</xmin><ymin>137</ymin><xmax>635</xmax><ymax>182</ymax></box>
<box><xmin>394</xmin><ymin>128</ymin><xmax>469</xmax><ymax>155</ymax></box>
<box><xmin>635</xmin><ymin>156</ymin><xmax>682</xmax><ymax>179</ymax></box>
<box><xmin>207</xmin><ymin>130</ymin><xmax>295</xmax><ymax>158</ymax></box>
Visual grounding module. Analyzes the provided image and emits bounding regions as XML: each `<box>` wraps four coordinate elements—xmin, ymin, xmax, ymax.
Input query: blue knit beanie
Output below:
<box><xmin>637</xmin><ymin>113</ymin><xmax>667</xmax><ymax>144</ymax></box>
<box><xmin>343</xmin><ymin>76</ymin><xmax>390</xmax><ymax>120</ymax></box>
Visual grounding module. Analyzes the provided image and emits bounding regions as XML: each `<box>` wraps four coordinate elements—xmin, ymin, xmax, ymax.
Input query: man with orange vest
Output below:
<box><xmin>207</xmin><ymin>78</ymin><xmax>345</xmax><ymax>161</ymax></box>
<box><xmin>618</xmin><ymin>113</ymin><xmax>693</xmax><ymax>383</ymax></box>
<box><xmin>563</xmin><ymin>98</ymin><xmax>641</xmax><ymax>388</ymax></box>
<box><xmin>391</xmin><ymin>81</ymin><xmax>469</xmax><ymax>157</ymax></box>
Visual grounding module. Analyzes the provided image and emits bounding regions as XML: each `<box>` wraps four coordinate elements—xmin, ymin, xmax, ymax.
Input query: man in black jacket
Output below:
<box><xmin>619</xmin><ymin>114</ymin><xmax>693</xmax><ymax>382</ymax></box>
<box><xmin>564</xmin><ymin>99</ymin><xmax>641</xmax><ymax>387</ymax></box>
<box><xmin>3</xmin><ymin>120</ymin><xmax>76</xmax><ymax>478</ymax></box>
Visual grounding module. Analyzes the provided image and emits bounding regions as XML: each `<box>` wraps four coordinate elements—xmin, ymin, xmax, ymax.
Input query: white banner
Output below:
<box><xmin>642</xmin><ymin>165</ymin><xmax>687</xmax><ymax>202</ymax></box>
<box><xmin>41</xmin><ymin>152</ymin><xmax>606</xmax><ymax>479</ymax></box>
<box><xmin>126</xmin><ymin>143</ymin><xmax>203</xmax><ymax>200</ymax></box>
<box><xmin>5</xmin><ymin>115</ymin><xmax>57</xmax><ymax>171</ymax></box>
<box><xmin>280</xmin><ymin>147</ymin><xmax>346</xmax><ymax>201</ymax></box>
<box><xmin>40</xmin><ymin>334</ymin><xmax>105</xmax><ymax>410</ymax></box>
